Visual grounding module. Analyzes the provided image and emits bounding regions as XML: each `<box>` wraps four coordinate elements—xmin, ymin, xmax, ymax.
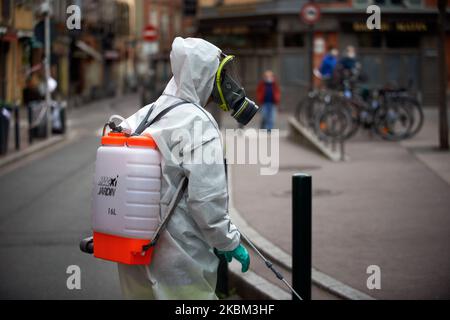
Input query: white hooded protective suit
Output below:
<box><xmin>117</xmin><ymin>37</ymin><xmax>241</xmax><ymax>299</ymax></box>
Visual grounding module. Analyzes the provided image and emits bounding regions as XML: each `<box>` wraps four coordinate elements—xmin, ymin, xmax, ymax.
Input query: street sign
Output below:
<box><xmin>300</xmin><ymin>2</ymin><xmax>321</xmax><ymax>25</ymax></box>
<box><xmin>143</xmin><ymin>24</ymin><xmax>158</xmax><ymax>42</ymax></box>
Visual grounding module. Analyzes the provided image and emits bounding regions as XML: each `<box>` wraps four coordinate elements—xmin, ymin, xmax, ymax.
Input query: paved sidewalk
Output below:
<box><xmin>227</xmin><ymin>107</ymin><xmax>450</xmax><ymax>299</ymax></box>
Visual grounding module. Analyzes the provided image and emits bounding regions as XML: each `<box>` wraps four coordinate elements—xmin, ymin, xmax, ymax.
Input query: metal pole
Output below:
<box><xmin>308</xmin><ymin>1</ymin><xmax>315</xmax><ymax>91</ymax></box>
<box><xmin>308</xmin><ymin>27</ymin><xmax>314</xmax><ymax>91</ymax></box>
<box><xmin>438</xmin><ymin>0</ymin><xmax>449</xmax><ymax>150</ymax></box>
<box><xmin>292</xmin><ymin>173</ymin><xmax>312</xmax><ymax>300</ymax></box>
<box><xmin>44</xmin><ymin>0</ymin><xmax>52</xmax><ymax>139</ymax></box>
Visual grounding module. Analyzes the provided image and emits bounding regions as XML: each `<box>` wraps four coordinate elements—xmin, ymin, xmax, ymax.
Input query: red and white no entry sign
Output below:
<box><xmin>300</xmin><ymin>3</ymin><xmax>321</xmax><ymax>25</ymax></box>
<box><xmin>143</xmin><ymin>24</ymin><xmax>158</xmax><ymax>42</ymax></box>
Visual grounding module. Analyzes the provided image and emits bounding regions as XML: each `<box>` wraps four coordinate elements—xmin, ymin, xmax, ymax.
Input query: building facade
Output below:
<box><xmin>134</xmin><ymin>0</ymin><xmax>198</xmax><ymax>102</ymax></box>
<box><xmin>0</xmin><ymin>0</ymin><xmax>35</xmax><ymax>105</ymax></box>
<box><xmin>198</xmin><ymin>0</ymin><xmax>449</xmax><ymax>109</ymax></box>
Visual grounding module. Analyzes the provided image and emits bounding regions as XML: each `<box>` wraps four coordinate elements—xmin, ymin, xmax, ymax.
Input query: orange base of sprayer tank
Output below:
<box><xmin>93</xmin><ymin>231</ymin><xmax>154</xmax><ymax>265</ymax></box>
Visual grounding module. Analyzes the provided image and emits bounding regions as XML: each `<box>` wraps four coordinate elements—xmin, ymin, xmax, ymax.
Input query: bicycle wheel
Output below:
<box><xmin>314</xmin><ymin>106</ymin><xmax>351</xmax><ymax>142</ymax></box>
<box><xmin>296</xmin><ymin>94</ymin><xmax>323</xmax><ymax>128</ymax></box>
<box><xmin>295</xmin><ymin>96</ymin><xmax>311</xmax><ymax>126</ymax></box>
<box><xmin>373</xmin><ymin>104</ymin><xmax>414</xmax><ymax>141</ymax></box>
<box><xmin>400</xmin><ymin>97</ymin><xmax>423</xmax><ymax>138</ymax></box>
<box><xmin>338</xmin><ymin>96</ymin><xmax>360</xmax><ymax>140</ymax></box>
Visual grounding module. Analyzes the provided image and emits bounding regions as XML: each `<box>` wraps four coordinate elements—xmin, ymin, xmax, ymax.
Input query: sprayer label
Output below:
<box><xmin>97</xmin><ymin>175</ymin><xmax>119</xmax><ymax>197</ymax></box>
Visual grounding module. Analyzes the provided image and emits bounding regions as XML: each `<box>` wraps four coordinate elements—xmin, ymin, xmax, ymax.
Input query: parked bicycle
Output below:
<box><xmin>296</xmin><ymin>83</ymin><xmax>423</xmax><ymax>142</ymax></box>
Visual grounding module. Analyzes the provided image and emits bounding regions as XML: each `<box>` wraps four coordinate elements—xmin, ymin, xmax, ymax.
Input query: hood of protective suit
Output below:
<box><xmin>165</xmin><ymin>37</ymin><xmax>221</xmax><ymax>107</ymax></box>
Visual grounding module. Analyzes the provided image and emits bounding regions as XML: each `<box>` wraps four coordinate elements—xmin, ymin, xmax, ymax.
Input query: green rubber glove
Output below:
<box><xmin>218</xmin><ymin>244</ymin><xmax>250</xmax><ymax>273</ymax></box>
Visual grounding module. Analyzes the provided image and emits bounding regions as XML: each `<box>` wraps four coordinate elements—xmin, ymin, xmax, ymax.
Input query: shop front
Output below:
<box><xmin>339</xmin><ymin>17</ymin><xmax>441</xmax><ymax>106</ymax></box>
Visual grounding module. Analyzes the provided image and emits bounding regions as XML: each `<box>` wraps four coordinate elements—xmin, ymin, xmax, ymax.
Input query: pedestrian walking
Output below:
<box><xmin>256</xmin><ymin>70</ymin><xmax>281</xmax><ymax>131</ymax></box>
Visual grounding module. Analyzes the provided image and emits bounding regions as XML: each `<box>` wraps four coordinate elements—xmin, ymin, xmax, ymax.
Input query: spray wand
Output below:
<box><xmin>240</xmin><ymin>232</ymin><xmax>303</xmax><ymax>301</ymax></box>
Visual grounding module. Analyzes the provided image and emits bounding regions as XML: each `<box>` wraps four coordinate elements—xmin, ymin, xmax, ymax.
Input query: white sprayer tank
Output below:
<box><xmin>91</xmin><ymin>132</ymin><xmax>161</xmax><ymax>264</ymax></box>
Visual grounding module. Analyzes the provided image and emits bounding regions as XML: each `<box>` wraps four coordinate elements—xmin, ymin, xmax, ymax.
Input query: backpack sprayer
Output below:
<box><xmin>80</xmin><ymin>102</ymin><xmax>189</xmax><ymax>265</ymax></box>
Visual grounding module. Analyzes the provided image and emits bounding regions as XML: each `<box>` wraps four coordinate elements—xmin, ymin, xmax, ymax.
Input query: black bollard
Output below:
<box><xmin>292</xmin><ymin>173</ymin><xmax>312</xmax><ymax>300</ymax></box>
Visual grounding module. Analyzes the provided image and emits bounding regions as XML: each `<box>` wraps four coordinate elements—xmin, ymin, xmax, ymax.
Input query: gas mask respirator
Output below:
<box><xmin>211</xmin><ymin>55</ymin><xmax>259</xmax><ymax>125</ymax></box>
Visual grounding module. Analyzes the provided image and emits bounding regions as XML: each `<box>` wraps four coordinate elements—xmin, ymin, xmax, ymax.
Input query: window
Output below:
<box><xmin>1</xmin><ymin>0</ymin><xmax>11</xmax><ymax>21</ymax></box>
<box><xmin>386</xmin><ymin>33</ymin><xmax>420</xmax><ymax>48</ymax></box>
<box><xmin>283</xmin><ymin>33</ymin><xmax>304</xmax><ymax>48</ymax></box>
<box><xmin>357</xmin><ymin>33</ymin><xmax>382</xmax><ymax>48</ymax></box>
<box><xmin>183</xmin><ymin>0</ymin><xmax>197</xmax><ymax>16</ymax></box>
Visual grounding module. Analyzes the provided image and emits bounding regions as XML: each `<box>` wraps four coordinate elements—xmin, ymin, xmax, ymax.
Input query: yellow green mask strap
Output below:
<box><xmin>216</xmin><ymin>55</ymin><xmax>235</xmax><ymax>112</ymax></box>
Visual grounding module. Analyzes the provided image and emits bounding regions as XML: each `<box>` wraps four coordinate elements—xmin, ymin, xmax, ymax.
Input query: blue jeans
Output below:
<box><xmin>261</xmin><ymin>103</ymin><xmax>276</xmax><ymax>131</ymax></box>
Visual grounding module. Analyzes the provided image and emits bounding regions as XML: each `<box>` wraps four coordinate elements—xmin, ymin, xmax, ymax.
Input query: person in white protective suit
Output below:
<box><xmin>117</xmin><ymin>37</ymin><xmax>258</xmax><ymax>299</ymax></box>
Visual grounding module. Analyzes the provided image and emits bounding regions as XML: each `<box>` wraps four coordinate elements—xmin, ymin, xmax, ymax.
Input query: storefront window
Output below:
<box><xmin>386</xmin><ymin>33</ymin><xmax>420</xmax><ymax>48</ymax></box>
<box><xmin>283</xmin><ymin>33</ymin><xmax>304</xmax><ymax>48</ymax></box>
<box><xmin>357</xmin><ymin>33</ymin><xmax>382</xmax><ymax>48</ymax></box>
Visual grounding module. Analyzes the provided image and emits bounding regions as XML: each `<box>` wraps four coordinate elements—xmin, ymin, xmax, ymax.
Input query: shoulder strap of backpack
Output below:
<box><xmin>133</xmin><ymin>101</ymin><xmax>189</xmax><ymax>136</ymax></box>
<box><xmin>142</xmin><ymin>176</ymin><xmax>188</xmax><ymax>251</ymax></box>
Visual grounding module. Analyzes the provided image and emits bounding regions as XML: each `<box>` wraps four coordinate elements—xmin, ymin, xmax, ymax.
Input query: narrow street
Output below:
<box><xmin>0</xmin><ymin>94</ymin><xmax>141</xmax><ymax>299</ymax></box>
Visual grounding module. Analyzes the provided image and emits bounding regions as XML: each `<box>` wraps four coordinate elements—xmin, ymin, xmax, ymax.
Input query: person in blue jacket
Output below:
<box><xmin>319</xmin><ymin>47</ymin><xmax>339</xmax><ymax>88</ymax></box>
